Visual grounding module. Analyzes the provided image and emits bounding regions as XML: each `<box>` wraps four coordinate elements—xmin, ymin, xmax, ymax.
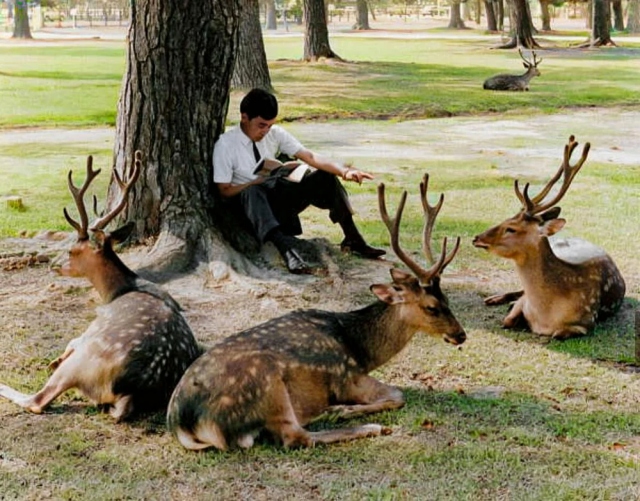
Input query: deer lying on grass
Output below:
<box><xmin>483</xmin><ymin>49</ymin><xmax>542</xmax><ymax>91</ymax></box>
<box><xmin>473</xmin><ymin>136</ymin><xmax>626</xmax><ymax>339</ymax></box>
<box><xmin>0</xmin><ymin>153</ymin><xmax>202</xmax><ymax>420</ymax></box>
<box><xmin>167</xmin><ymin>174</ymin><xmax>466</xmax><ymax>450</ymax></box>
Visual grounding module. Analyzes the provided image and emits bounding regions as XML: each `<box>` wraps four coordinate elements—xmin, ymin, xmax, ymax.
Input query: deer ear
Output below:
<box><xmin>390</xmin><ymin>268</ymin><xmax>414</xmax><ymax>284</ymax></box>
<box><xmin>370</xmin><ymin>283</ymin><xmax>406</xmax><ymax>305</ymax></box>
<box><xmin>110</xmin><ymin>222</ymin><xmax>135</xmax><ymax>244</ymax></box>
<box><xmin>541</xmin><ymin>218</ymin><xmax>566</xmax><ymax>236</ymax></box>
<box><xmin>540</xmin><ymin>207</ymin><xmax>562</xmax><ymax>221</ymax></box>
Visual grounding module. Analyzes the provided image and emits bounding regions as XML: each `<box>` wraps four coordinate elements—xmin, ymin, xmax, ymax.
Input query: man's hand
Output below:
<box><xmin>343</xmin><ymin>168</ymin><xmax>373</xmax><ymax>185</ymax></box>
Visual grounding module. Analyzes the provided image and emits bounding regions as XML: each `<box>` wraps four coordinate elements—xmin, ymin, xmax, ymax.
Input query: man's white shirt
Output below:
<box><xmin>213</xmin><ymin>125</ymin><xmax>304</xmax><ymax>185</ymax></box>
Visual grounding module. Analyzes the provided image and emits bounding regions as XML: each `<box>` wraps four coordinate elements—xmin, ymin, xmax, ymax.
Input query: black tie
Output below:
<box><xmin>252</xmin><ymin>142</ymin><xmax>261</xmax><ymax>162</ymax></box>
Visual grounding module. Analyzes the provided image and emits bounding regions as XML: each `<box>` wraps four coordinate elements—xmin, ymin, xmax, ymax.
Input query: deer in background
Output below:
<box><xmin>473</xmin><ymin>136</ymin><xmax>626</xmax><ymax>340</ymax></box>
<box><xmin>483</xmin><ymin>49</ymin><xmax>542</xmax><ymax>91</ymax></box>
<box><xmin>0</xmin><ymin>153</ymin><xmax>202</xmax><ymax>420</ymax></box>
<box><xmin>167</xmin><ymin>174</ymin><xmax>466</xmax><ymax>450</ymax></box>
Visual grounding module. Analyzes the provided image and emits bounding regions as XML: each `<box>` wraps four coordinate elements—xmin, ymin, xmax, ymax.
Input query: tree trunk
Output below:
<box><xmin>611</xmin><ymin>0</ymin><xmax>624</xmax><ymax>31</ymax></box>
<box><xmin>448</xmin><ymin>0</ymin><xmax>467</xmax><ymax>28</ymax></box>
<box><xmin>539</xmin><ymin>0</ymin><xmax>552</xmax><ymax>31</ymax></box>
<box><xmin>303</xmin><ymin>0</ymin><xmax>340</xmax><ymax>61</ymax></box>
<box><xmin>628</xmin><ymin>0</ymin><xmax>640</xmax><ymax>33</ymax></box>
<box><xmin>484</xmin><ymin>0</ymin><xmax>498</xmax><ymax>31</ymax></box>
<box><xmin>12</xmin><ymin>0</ymin><xmax>32</xmax><ymax>39</ymax></box>
<box><xmin>353</xmin><ymin>0</ymin><xmax>370</xmax><ymax>30</ymax></box>
<box><xmin>265</xmin><ymin>0</ymin><xmax>277</xmax><ymax>30</ymax></box>
<box><xmin>497</xmin><ymin>0</ymin><xmax>504</xmax><ymax>30</ymax></box>
<box><xmin>108</xmin><ymin>0</ymin><xmax>248</xmax><ymax>275</ymax></box>
<box><xmin>232</xmin><ymin>0</ymin><xmax>272</xmax><ymax>91</ymax></box>
<box><xmin>498</xmin><ymin>0</ymin><xmax>539</xmax><ymax>48</ymax></box>
<box><xmin>591</xmin><ymin>0</ymin><xmax>615</xmax><ymax>45</ymax></box>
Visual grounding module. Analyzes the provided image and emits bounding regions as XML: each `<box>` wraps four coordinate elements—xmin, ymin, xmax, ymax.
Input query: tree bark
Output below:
<box><xmin>108</xmin><ymin>0</ymin><xmax>250</xmax><ymax>275</ymax></box>
<box><xmin>628</xmin><ymin>0</ymin><xmax>640</xmax><ymax>33</ymax></box>
<box><xmin>353</xmin><ymin>0</ymin><xmax>370</xmax><ymax>30</ymax></box>
<box><xmin>611</xmin><ymin>0</ymin><xmax>624</xmax><ymax>31</ymax></box>
<box><xmin>498</xmin><ymin>0</ymin><xmax>539</xmax><ymax>48</ymax></box>
<box><xmin>590</xmin><ymin>0</ymin><xmax>615</xmax><ymax>45</ymax></box>
<box><xmin>12</xmin><ymin>0</ymin><xmax>32</xmax><ymax>39</ymax></box>
<box><xmin>232</xmin><ymin>0</ymin><xmax>272</xmax><ymax>91</ymax></box>
<box><xmin>484</xmin><ymin>0</ymin><xmax>498</xmax><ymax>31</ymax></box>
<box><xmin>265</xmin><ymin>0</ymin><xmax>277</xmax><ymax>30</ymax></box>
<box><xmin>448</xmin><ymin>0</ymin><xmax>467</xmax><ymax>29</ymax></box>
<box><xmin>539</xmin><ymin>0</ymin><xmax>552</xmax><ymax>31</ymax></box>
<box><xmin>303</xmin><ymin>0</ymin><xmax>341</xmax><ymax>61</ymax></box>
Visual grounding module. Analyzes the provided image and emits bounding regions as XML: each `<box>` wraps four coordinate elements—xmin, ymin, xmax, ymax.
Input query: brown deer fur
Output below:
<box><xmin>167</xmin><ymin>174</ymin><xmax>466</xmax><ymax>450</ymax></box>
<box><xmin>0</xmin><ymin>153</ymin><xmax>202</xmax><ymax>420</ymax></box>
<box><xmin>473</xmin><ymin>136</ymin><xmax>625</xmax><ymax>339</ymax></box>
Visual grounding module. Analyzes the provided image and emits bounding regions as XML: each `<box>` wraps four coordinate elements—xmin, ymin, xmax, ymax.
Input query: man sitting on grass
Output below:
<box><xmin>213</xmin><ymin>88</ymin><xmax>385</xmax><ymax>275</ymax></box>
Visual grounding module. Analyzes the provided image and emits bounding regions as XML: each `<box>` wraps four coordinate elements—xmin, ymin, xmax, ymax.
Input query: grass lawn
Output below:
<box><xmin>0</xmin><ymin>34</ymin><xmax>639</xmax><ymax>500</ymax></box>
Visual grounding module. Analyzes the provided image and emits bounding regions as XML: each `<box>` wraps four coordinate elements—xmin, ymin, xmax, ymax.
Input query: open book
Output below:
<box><xmin>253</xmin><ymin>158</ymin><xmax>316</xmax><ymax>183</ymax></box>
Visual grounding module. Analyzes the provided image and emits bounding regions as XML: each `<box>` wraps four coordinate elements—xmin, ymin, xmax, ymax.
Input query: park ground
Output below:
<box><xmin>1</xmin><ymin>21</ymin><xmax>640</xmax><ymax>501</ymax></box>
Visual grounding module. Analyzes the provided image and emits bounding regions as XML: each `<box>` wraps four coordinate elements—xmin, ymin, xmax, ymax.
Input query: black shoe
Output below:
<box><xmin>283</xmin><ymin>249</ymin><xmax>314</xmax><ymax>275</ymax></box>
<box><xmin>340</xmin><ymin>240</ymin><xmax>386</xmax><ymax>259</ymax></box>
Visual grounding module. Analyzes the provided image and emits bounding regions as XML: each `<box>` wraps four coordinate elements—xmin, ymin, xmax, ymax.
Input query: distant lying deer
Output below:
<box><xmin>167</xmin><ymin>174</ymin><xmax>466</xmax><ymax>450</ymax></box>
<box><xmin>483</xmin><ymin>49</ymin><xmax>542</xmax><ymax>91</ymax></box>
<box><xmin>473</xmin><ymin>136</ymin><xmax>626</xmax><ymax>339</ymax></box>
<box><xmin>0</xmin><ymin>153</ymin><xmax>202</xmax><ymax>420</ymax></box>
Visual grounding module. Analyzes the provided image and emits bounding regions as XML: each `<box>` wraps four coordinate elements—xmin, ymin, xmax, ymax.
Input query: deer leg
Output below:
<box><xmin>109</xmin><ymin>395</ymin><xmax>134</xmax><ymax>422</ymax></box>
<box><xmin>0</xmin><ymin>368</ymin><xmax>76</xmax><ymax>414</ymax></box>
<box><xmin>306</xmin><ymin>424</ymin><xmax>385</xmax><ymax>445</ymax></box>
<box><xmin>502</xmin><ymin>296</ymin><xmax>526</xmax><ymax>329</ymax></box>
<box><xmin>551</xmin><ymin>325</ymin><xmax>588</xmax><ymax>340</ymax></box>
<box><xmin>323</xmin><ymin>375</ymin><xmax>405</xmax><ymax>420</ymax></box>
<box><xmin>484</xmin><ymin>290</ymin><xmax>524</xmax><ymax>306</ymax></box>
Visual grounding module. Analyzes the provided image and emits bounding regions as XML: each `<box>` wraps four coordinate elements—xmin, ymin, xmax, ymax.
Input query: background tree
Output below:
<box><xmin>628</xmin><ymin>0</ymin><xmax>640</xmax><ymax>33</ymax></box>
<box><xmin>265</xmin><ymin>0</ymin><xmax>277</xmax><ymax>29</ymax></box>
<box><xmin>448</xmin><ymin>0</ymin><xmax>467</xmax><ymax>28</ymax></box>
<box><xmin>590</xmin><ymin>0</ymin><xmax>615</xmax><ymax>45</ymax></box>
<box><xmin>12</xmin><ymin>0</ymin><xmax>32</xmax><ymax>39</ymax></box>
<box><xmin>498</xmin><ymin>0</ymin><xmax>539</xmax><ymax>48</ymax></box>
<box><xmin>233</xmin><ymin>0</ymin><xmax>272</xmax><ymax>90</ymax></box>
<box><xmin>484</xmin><ymin>0</ymin><xmax>499</xmax><ymax>31</ymax></box>
<box><xmin>611</xmin><ymin>0</ymin><xmax>624</xmax><ymax>31</ymax></box>
<box><xmin>353</xmin><ymin>0</ymin><xmax>371</xmax><ymax>30</ymax></box>
<box><xmin>303</xmin><ymin>0</ymin><xmax>341</xmax><ymax>60</ymax></box>
<box><xmin>107</xmin><ymin>0</ymin><xmax>243</xmax><ymax>274</ymax></box>
<box><xmin>538</xmin><ymin>0</ymin><xmax>553</xmax><ymax>30</ymax></box>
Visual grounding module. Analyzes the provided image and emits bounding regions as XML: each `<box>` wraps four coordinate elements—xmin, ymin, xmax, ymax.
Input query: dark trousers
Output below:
<box><xmin>237</xmin><ymin>170</ymin><xmax>353</xmax><ymax>243</ymax></box>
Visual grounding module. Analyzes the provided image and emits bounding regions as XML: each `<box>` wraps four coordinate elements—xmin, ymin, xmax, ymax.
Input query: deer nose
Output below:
<box><xmin>444</xmin><ymin>331</ymin><xmax>466</xmax><ymax>345</ymax></box>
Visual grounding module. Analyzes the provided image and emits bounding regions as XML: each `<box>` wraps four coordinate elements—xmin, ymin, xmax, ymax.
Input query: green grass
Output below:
<box><xmin>1</xmin><ymin>34</ymin><xmax>640</xmax><ymax>500</ymax></box>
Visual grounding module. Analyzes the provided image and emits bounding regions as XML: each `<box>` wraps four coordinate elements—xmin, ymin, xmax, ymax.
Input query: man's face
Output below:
<box><xmin>240</xmin><ymin>114</ymin><xmax>276</xmax><ymax>142</ymax></box>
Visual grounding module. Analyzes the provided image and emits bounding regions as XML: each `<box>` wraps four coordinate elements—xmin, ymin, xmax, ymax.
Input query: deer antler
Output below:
<box><xmin>64</xmin><ymin>155</ymin><xmax>102</xmax><ymax>240</ymax></box>
<box><xmin>90</xmin><ymin>151</ymin><xmax>142</xmax><ymax>231</ymax></box>
<box><xmin>419</xmin><ymin>173</ymin><xmax>444</xmax><ymax>264</ymax></box>
<box><xmin>378</xmin><ymin>178</ymin><xmax>460</xmax><ymax>285</ymax></box>
<box><xmin>514</xmin><ymin>135</ymin><xmax>590</xmax><ymax>216</ymax></box>
<box><xmin>518</xmin><ymin>48</ymin><xmax>542</xmax><ymax>67</ymax></box>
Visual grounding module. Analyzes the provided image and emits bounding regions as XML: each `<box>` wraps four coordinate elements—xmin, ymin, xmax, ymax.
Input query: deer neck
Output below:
<box><xmin>86</xmin><ymin>251</ymin><xmax>139</xmax><ymax>303</ymax></box>
<box><xmin>514</xmin><ymin>237</ymin><xmax>566</xmax><ymax>295</ymax></box>
<box><xmin>336</xmin><ymin>301</ymin><xmax>418</xmax><ymax>373</ymax></box>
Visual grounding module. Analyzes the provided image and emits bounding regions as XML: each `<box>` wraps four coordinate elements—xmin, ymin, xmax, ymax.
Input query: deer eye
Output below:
<box><xmin>504</xmin><ymin>227</ymin><xmax>517</xmax><ymax>234</ymax></box>
<box><xmin>425</xmin><ymin>306</ymin><xmax>440</xmax><ymax>316</ymax></box>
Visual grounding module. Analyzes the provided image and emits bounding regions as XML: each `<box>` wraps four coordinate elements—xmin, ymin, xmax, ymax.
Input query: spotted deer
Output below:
<box><xmin>483</xmin><ymin>49</ymin><xmax>542</xmax><ymax>91</ymax></box>
<box><xmin>473</xmin><ymin>136</ymin><xmax>626</xmax><ymax>339</ymax></box>
<box><xmin>0</xmin><ymin>153</ymin><xmax>202</xmax><ymax>420</ymax></box>
<box><xmin>167</xmin><ymin>174</ymin><xmax>466</xmax><ymax>450</ymax></box>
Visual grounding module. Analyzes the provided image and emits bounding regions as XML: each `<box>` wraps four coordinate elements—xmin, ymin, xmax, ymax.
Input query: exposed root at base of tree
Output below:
<box><xmin>494</xmin><ymin>38</ymin><xmax>541</xmax><ymax>49</ymax></box>
<box><xmin>304</xmin><ymin>52</ymin><xmax>345</xmax><ymax>63</ymax></box>
<box><xmin>575</xmin><ymin>37</ymin><xmax>618</xmax><ymax>48</ymax></box>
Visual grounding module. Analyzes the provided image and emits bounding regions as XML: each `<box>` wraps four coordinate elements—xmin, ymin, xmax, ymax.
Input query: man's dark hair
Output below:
<box><xmin>240</xmin><ymin>88</ymin><xmax>279</xmax><ymax>120</ymax></box>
